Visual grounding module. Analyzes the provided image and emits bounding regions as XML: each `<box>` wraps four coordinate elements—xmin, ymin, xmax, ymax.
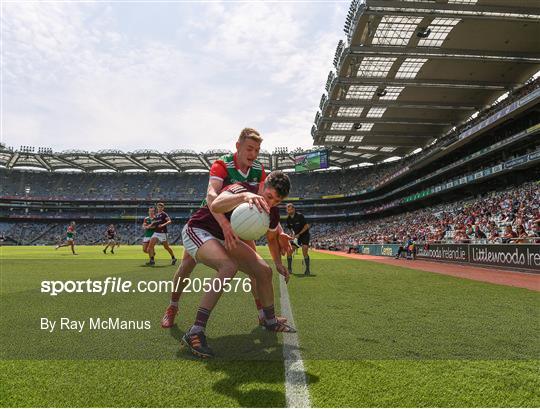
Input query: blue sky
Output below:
<box><xmin>1</xmin><ymin>1</ymin><xmax>349</xmax><ymax>153</ymax></box>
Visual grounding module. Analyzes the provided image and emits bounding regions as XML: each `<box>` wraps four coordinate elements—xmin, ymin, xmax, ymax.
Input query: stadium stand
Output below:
<box><xmin>1</xmin><ymin>73</ymin><xmax>539</xmax><ymax>253</ymax></box>
<box><xmin>310</xmin><ymin>180</ymin><xmax>540</xmax><ymax>250</ymax></box>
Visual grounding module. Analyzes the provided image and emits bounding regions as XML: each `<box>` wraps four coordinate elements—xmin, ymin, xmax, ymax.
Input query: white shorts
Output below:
<box><xmin>182</xmin><ymin>224</ymin><xmax>224</xmax><ymax>260</ymax></box>
<box><xmin>142</xmin><ymin>236</ymin><xmax>152</xmax><ymax>243</ymax></box>
<box><xmin>151</xmin><ymin>232</ymin><xmax>168</xmax><ymax>243</ymax></box>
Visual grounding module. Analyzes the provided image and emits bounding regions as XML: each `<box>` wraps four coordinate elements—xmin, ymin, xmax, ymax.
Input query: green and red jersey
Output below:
<box><xmin>143</xmin><ymin>217</ymin><xmax>155</xmax><ymax>238</ymax></box>
<box><xmin>209</xmin><ymin>153</ymin><xmax>266</xmax><ymax>188</ymax></box>
<box><xmin>201</xmin><ymin>153</ymin><xmax>266</xmax><ymax>207</ymax></box>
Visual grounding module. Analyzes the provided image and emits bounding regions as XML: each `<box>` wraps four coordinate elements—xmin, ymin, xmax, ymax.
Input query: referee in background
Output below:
<box><xmin>286</xmin><ymin>203</ymin><xmax>311</xmax><ymax>276</ymax></box>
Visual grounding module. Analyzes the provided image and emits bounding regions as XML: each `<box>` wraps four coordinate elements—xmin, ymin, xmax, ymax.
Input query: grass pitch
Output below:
<box><xmin>1</xmin><ymin>245</ymin><xmax>538</xmax><ymax>407</ymax></box>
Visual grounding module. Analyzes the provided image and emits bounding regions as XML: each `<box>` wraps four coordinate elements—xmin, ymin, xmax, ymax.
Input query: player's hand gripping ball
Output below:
<box><xmin>230</xmin><ymin>202</ymin><xmax>270</xmax><ymax>241</ymax></box>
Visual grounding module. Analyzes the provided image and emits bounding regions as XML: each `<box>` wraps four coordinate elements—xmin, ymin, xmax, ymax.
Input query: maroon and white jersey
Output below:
<box><xmin>188</xmin><ymin>182</ymin><xmax>280</xmax><ymax>240</ymax></box>
<box><xmin>154</xmin><ymin>211</ymin><xmax>170</xmax><ymax>233</ymax></box>
<box><xmin>106</xmin><ymin>227</ymin><xmax>116</xmax><ymax>239</ymax></box>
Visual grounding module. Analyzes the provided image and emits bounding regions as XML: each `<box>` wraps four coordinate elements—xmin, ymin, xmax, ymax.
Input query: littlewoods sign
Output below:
<box><xmin>417</xmin><ymin>245</ymin><xmax>468</xmax><ymax>262</ymax></box>
<box><xmin>417</xmin><ymin>244</ymin><xmax>540</xmax><ymax>271</ymax></box>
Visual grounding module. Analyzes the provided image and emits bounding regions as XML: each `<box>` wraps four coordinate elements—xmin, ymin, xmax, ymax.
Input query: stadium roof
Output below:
<box><xmin>312</xmin><ymin>0</ymin><xmax>540</xmax><ymax>163</ymax></box>
<box><xmin>0</xmin><ymin>147</ymin><xmax>340</xmax><ymax>173</ymax></box>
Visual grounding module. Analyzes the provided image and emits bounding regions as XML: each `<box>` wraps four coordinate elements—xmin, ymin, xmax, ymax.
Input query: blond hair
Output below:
<box><xmin>238</xmin><ymin>128</ymin><xmax>263</xmax><ymax>144</ymax></box>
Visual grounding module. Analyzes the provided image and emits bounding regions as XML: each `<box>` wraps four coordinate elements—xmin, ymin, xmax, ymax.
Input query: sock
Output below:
<box><xmin>304</xmin><ymin>256</ymin><xmax>310</xmax><ymax>270</ymax></box>
<box><xmin>189</xmin><ymin>325</ymin><xmax>205</xmax><ymax>335</ymax></box>
<box><xmin>287</xmin><ymin>256</ymin><xmax>292</xmax><ymax>270</ymax></box>
<box><xmin>255</xmin><ymin>299</ymin><xmax>264</xmax><ymax>319</ymax></box>
<box><xmin>150</xmin><ymin>256</ymin><xmax>154</xmax><ymax>261</ymax></box>
<box><xmin>263</xmin><ymin>305</ymin><xmax>277</xmax><ymax>326</ymax></box>
<box><xmin>170</xmin><ymin>301</ymin><xmax>178</xmax><ymax>308</ymax></box>
<box><xmin>190</xmin><ymin>307</ymin><xmax>211</xmax><ymax>333</ymax></box>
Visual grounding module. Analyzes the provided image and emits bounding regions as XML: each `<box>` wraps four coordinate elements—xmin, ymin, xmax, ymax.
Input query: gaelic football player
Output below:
<box><xmin>161</xmin><ymin>128</ymin><xmax>292</xmax><ymax>328</ymax></box>
<box><xmin>103</xmin><ymin>224</ymin><xmax>118</xmax><ymax>254</ymax></box>
<box><xmin>146</xmin><ymin>202</ymin><xmax>177</xmax><ymax>266</ymax></box>
<box><xmin>142</xmin><ymin>206</ymin><xmax>156</xmax><ymax>255</ymax></box>
<box><xmin>181</xmin><ymin>171</ymin><xmax>295</xmax><ymax>358</ymax></box>
<box><xmin>55</xmin><ymin>221</ymin><xmax>77</xmax><ymax>255</ymax></box>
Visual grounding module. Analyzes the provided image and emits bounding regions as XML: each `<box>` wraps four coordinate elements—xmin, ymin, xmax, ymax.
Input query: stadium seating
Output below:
<box><xmin>1</xmin><ymin>78</ymin><xmax>539</xmax><ymax>247</ymax></box>
<box><xmin>310</xmin><ymin>181</ymin><xmax>540</xmax><ymax>250</ymax></box>
<box><xmin>2</xmin><ymin>180</ymin><xmax>538</xmax><ymax>246</ymax></box>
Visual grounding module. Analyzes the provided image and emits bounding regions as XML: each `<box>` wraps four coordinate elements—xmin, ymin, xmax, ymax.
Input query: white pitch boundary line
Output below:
<box><xmin>279</xmin><ymin>275</ymin><xmax>311</xmax><ymax>408</ymax></box>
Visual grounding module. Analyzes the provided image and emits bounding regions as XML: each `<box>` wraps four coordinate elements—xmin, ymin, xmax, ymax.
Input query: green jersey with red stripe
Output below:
<box><xmin>201</xmin><ymin>153</ymin><xmax>266</xmax><ymax>207</ymax></box>
<box><xmin>209</xmin><ymin>153</ymin><xmax>266</xmax><ymax>187</ymax></box>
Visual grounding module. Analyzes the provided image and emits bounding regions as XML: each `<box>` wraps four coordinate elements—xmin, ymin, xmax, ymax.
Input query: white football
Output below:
<box><xmin>230</xmin><ymin>202</ymin><xmax>270</xmax><ymax>241</ymax></box>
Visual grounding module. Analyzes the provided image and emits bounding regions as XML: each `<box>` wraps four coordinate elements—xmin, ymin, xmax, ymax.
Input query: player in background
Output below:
<box><xmin>146</xmin><ymin>202</ymin><xmax>177</xmax><ymax>266</ymax></box>
<box><xmin>103</xmin><ymin>224</ymin><xmax>118</xmax><ymax>254</ymax></box>
<box><xmin>181</xmin><ymin>171</ymin><xmax>294</xmax><ymax>358</ymax></box>
<box><xmin>161</xmin><ymin>128</ymin><xmax>292</xmax><ymax>328</ymax></box>
<box><xmin>286</xmin><ymin>203</ymin><xmax>312</xmax><ymax>275</ymax></box>
<box><xmin>142</xmin><ymin>206</ymin><xmax>156</xmax><ymax>255</ymax></box>
<box><xmin>55</xmin><ymin>221</ymin><xmax>77</xmax><ymax>255</ymax></box>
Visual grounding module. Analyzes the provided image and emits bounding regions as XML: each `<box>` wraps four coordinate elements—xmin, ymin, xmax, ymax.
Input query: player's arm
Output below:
<box><xmin>295</xmin><ymin>215</ymin><xmax>310</xmax><ymax>237</ymax></box>
<box><xmin>210</xmin><ymin>191</ymin><xmax>269</xmax><ymax>214</ymax></box>
<box><xmin>207</xmin><ymin>168</ymin><xmax>253</xmax><ymax>251</ymax></box>
<box><xmin>207</xmin><ymin>178</ymin><xmax>227</xmax><ymax>215</ymax></box>
<box><xmin>159</xmin><ymin>217</ymin><xmax>172</xmax><ymax>228</ymax></box>
<box><xmin>206</xmin><ymin>177</ymin><xmax>243</xmax><ymax>251</ymax></box>
<box><xmin>296</xmin><ymin>223</ymin><xmax>310</xmax><ymax>237</ymax></box>
<box><xmin>276</xmin><ymin>223</ymin><xmax>293</xmax><ymax>256</ymax></box>
<box><xmin>266</xmin><ymin>228</ymin><xmax>289</xmax><ymax>282</ymax></box>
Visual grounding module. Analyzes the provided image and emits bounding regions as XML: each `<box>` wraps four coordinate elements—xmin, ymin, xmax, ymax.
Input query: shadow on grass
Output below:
<box><xmin>139</xmin><ymin>264</ymin><xmax>171</xmax><ymax>268</ymax></box>
<box><xmin>168</xmin><ymin>325</ymin><xmax>319</xmax><ymax>407</ymax></box>
<box><xmin>291</xmin><ymin>273</ymin><xmax>317</xmax><ymax>278</ymax></box>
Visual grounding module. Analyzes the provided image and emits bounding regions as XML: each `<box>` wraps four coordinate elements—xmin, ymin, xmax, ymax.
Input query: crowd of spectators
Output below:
<box><xmin>311</xmin><ymin>181</ymin><xmax>540</xmax><ymax>250</ymax></box>
<box><xmin>3</xmin><ymin>181</ymin><xmax>538</xmax><ymax>247</ymax></box>
<box><xmin>1</xmin><ymin>162</ymin><xmax>409</xmax><ymax>200</ymax></box>
<box><xmin>0</xmin><ymin>171</ymin><xmax>209</xmax><ymax>201</ymax></box>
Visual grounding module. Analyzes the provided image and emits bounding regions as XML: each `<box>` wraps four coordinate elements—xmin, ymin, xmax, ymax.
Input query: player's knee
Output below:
<box><xmin>258</xmin><ymin>264</ymin><xmax>272</xmax><ymax>281</ymax></box>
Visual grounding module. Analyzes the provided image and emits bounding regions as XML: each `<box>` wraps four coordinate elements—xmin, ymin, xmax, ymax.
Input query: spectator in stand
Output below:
<box><xmin>514</xmin><ymin>224</ymin><xmax>528</xmax><ymax>244</ymax></box>
<box><xmin>488</xmin><ymin>227</ymin><xmax>500</xmax><ymax>243</ymax></box>
<box><xmin>474</xmin><ymin>225</ymin><xmax>487</xmax><ymax>240</ymax></box>
<box><xmin>501</xmin><ymin>225</ymin><xmax>518</xmax><ymax>244</ymax></box>
<box><xmin>533</xmin><ymin>220</ymin><xmax>540</xmax><ymax>244</ymax></box>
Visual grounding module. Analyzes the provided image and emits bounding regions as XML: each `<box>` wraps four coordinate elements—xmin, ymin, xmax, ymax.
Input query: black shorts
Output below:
<box><xmin>292</xmin><ymin>233</ymin><xmax>310</xmax><ymax>247</ymax></box>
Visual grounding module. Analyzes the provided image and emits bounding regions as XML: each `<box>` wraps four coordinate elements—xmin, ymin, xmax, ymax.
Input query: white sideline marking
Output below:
<box><xmin>279</xmin><ymin>275</ymin><xmax>311</xmax><ymax>408</ymax></box>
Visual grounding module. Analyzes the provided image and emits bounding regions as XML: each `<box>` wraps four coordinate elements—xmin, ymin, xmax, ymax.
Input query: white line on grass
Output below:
<box><xmin>279</xmin><ymin>275</ymin><xmax>311</xmax><ymax>408</ymax></box>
